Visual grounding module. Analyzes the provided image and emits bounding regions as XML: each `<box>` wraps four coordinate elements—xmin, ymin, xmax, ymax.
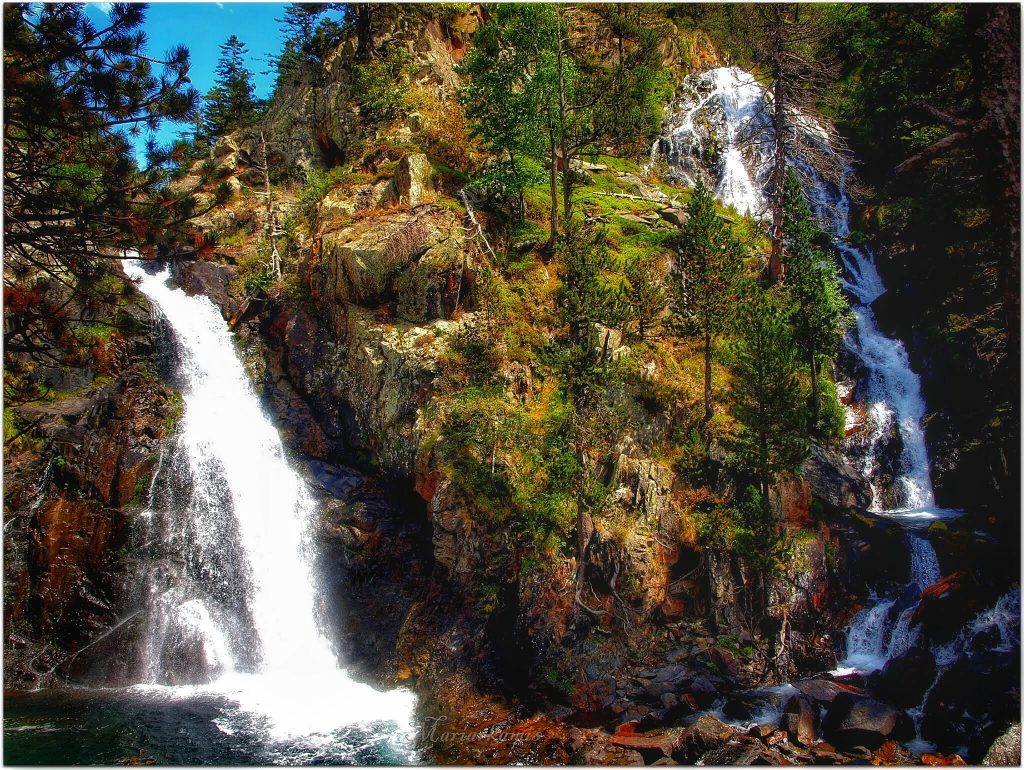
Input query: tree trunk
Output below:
<box><xmin>809</xmin><ymin>351</ymin><xmax>819</xmax><ymax>428</ymax></box>
<box><xmin>354</xmin><ymin>5</ymin><xmax>375</xmax><ymax>62</ymax></box>
<box><xmin>548</xmin><ymin>133</ymin><xmax>559</xmax><ymax>245</ymax></box>
<box><xmin>768</xmin><ymin>68</ymin><xmax>787</xmax><ymax>283</ymax></box>
<box><xmin>703</xmin><ymin>324</ymin><xmax>714</xmax><ymax>423</ymax></box>
<box><xmin>556</xmin><ymin>8</ymin><xmax>574</xmax><ymax>227</ymax></box>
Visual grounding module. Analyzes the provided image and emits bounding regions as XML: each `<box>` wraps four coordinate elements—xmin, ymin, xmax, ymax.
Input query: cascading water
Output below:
<box><xmin>655</xmin><ymin>67</ymin><xmax>961</xmax><ymax>676</ymax></box>
<box><xmin>118</xmin><ymin>260</ymin><xmax>418</xmax><ymax>763</ymax></box>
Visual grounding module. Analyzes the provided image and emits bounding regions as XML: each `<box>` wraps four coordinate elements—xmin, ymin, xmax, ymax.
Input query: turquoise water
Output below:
<box><xmin>4</xmin><ymin>689</ymin><xmax>417</xmax><ymax>766</ymax></box>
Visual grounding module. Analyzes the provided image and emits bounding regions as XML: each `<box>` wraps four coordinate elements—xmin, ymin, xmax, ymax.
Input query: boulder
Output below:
<box><xmin>659</xmin><ymin>208</ymin><xmax>688</xmax><ymax>227</ymax></box>
<box><xmin>821</xmin><ymin>692</ymin><xmax>914</xmax><ymax>751</ymax></box>
<box><xmin>782</xmin><ymin>694</ymin><xmax>817</xmax><ymax>747</ymax></box>
<box><xmin>868</xmin><ymin>647</ymin><xmax>936</xmax><ymax>709</ymax></box>
<box><xmin>174</xmin><ymin>260</ymin><xmax>237</xmax><ymax>314</ymax></box>
<box><xmin>982</xmin><ymin>722</ymin><xmax>1021</xmax><ymax>766</ymax></box>
<box><xmin>793</xmin><ymin>678</ymin><xmax>860</xmax><ymax>706</ymax></box>
<box><xmin>611</xmin><ymin>729</ymin><xmax>681</xmax><ymax>761</ymax></box>
<box><xmin>391</xmin><ymin>153</ymin><xmax>435</xmax><ymax>207</ymax></box>
<box><xmin>322</xmin><ymin>207</ymin><xmax>465</xmax><ymax>321</ymax></box>
<box><xmin>673</xmin><ymin>714</ymin><xmax>734</xmax><ymax>763</ymax></box>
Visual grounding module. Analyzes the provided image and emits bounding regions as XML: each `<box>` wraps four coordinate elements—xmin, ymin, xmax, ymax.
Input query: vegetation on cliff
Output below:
<box><xmin>3</xmin><ymin>2</ymin><xmax>1019</xmax><ymax>763</ymax></box>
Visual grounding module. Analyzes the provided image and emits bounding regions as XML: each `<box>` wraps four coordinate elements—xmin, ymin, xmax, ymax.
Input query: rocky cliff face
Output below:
<box><xmin>4</xmin><ymin>296</ymin><xmax>177</xmax><ymax>688</ymax></box>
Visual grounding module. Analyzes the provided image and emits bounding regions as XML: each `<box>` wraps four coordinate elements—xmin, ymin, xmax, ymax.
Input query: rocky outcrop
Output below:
<box><xmin>4</xmin><ymin>363</ymin><xmax>176</xmax><ymax>688</ymax></box>
<box><xmin>803</xmin><ymin>445</ymin><xmax>872</xmax><ymax>512</ymax></box>
<box><xmin>321</xmin><ymin>205</ymin><xmax>468</xmax><ymax>324</ymax></box>
<box><xmin>982</xmin><ymin>722</ymin><xmax>1021</xmax><ymax>766</ymax></box>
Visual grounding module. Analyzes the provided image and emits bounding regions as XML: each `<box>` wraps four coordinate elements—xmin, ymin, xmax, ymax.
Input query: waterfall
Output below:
<box><xmin>655</xmin><ymin>67</ymin><xmax>964</xmax><ymax>676</ymax></box>
<box><xmin>122</xmin><ymin>260</ymin><xmax>417</xmax><ymax>756</ymax></box>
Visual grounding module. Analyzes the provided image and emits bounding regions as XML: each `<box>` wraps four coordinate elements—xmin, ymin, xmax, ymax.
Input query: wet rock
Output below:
<box><xmin>821</xmin><ymin>692</ymin><xmax>913</xmax><ymax>751</ymax></box>
<box><xmin>793</xmin><ymin>678</ymin><xmax>860</xmax><ymax>706</ymax></box>
<box><xmin>981</xmin><ymin>722</ymin><xmax>1021</xmax><ymax>765</ymax></box>
<box><xmin>810</xmin><ymin>741</ymin><xmax>843</xmax><ymax>765</ymax></box>
<box><xmin>685</xmin><ymin>675</ymin><xmax>720</xmax><ymax>709</ymax></box>
<box><xmin>867</xmin><ymin>647</ymin><xmax>936</xmax><ymax>709</ymax></box>
<box><xmin>574</xmin><ymin>743</ymin><xmax>645</xmax><ymax>766</ymax></box>
<box><xmin>610</xmin><ymin>728</ymin><xmax>682</xmax><ymax>761</ymax></box>
<box><xmin>782</xmin><ymin>694</ymin><xmax>817</xmax><ymax>747</ymax></box>
<box><xmin>922</xmin><ymin>752</ymin><xmax>967</xmax><ymax>766</ymax></box>
<box><xmin>701</xmin><ymin>741</ymin><xmax>788</xmax><ymax>765</ymax></box>
<box><xmin>921</xmin><ymin>650</ymin><xmax>1020</xmax><ymax>760</ymax></box>
<box><xmin>802</xmin><ymin>444</ymin><xmax>872</xmax><ymax>511</ymax></box>
<box><xmin>307</xmin><ymin>459</ymin><xmax>364</xmax><ymax>500</ymax></box>
<box><xmin>673</xmin><ymin>713</ymin><xmax>734</xmax><ymax>763</ymax></box>
<box><xmin>175</xmin><ymin>260</ymin><xmax>238</xmax><ymax>316</ymax></box>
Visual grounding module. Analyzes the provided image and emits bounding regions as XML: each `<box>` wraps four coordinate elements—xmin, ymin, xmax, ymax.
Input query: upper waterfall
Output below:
<box><xmin>656</xmin><ymin>66</ymin><xmax>945</xmax><ymax>517</ymax></box>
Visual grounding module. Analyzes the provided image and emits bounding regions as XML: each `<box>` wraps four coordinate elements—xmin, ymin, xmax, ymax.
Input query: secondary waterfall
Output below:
<box><xmin>121</xmin><ymin>260</ymin><xmax>417</xmax><ymax>762</ymax></box>
<box><xmin>655</xmin><ymin>67</ymin><xmax>957</xmax><ymax>675</ymax></box>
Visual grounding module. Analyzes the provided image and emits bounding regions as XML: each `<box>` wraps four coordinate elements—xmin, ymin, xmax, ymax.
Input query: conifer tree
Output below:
<box><xmin>781</xmin><ymin>171</ymin><xmax>851</xmax><ymax>431</ymax></box>
<box><xmin>556</xmin><ymin>224</ymin><xmax>626</xmax><ymax>610</ymax></box>
<box><xmin>3</xmin><ymin>2</ymin><xmax>226</xmax><ymax>381</ymax></box>
<box><xmin>730</xmin><ymin>283</ymin><xmax>809</xmax><ymax>497</ymax></box>
<box><xmin>672</xmin><ymin>179</ymin><xmax>745</xmax><ymax>424</ymax></box>
<box><xmin>203</xmin><ymin>35</ymin><xmax>259</xmax><ymax>138</ymax></box>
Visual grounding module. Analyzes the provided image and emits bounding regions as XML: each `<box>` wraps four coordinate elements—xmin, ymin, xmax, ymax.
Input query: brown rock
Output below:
<box><xmin>782</xmin><ymin>694</ymin><xmax>818</xmax><ymax>747</ymax></box>
<box><xmin>921</xmin><ymin>752</ymin><xmax>967</xmax><ymax>766</ymax></box>
<box><xmin>674</xmin><ymin>714</ymin><xmax>734</xmax><ymax>762</ymax></box>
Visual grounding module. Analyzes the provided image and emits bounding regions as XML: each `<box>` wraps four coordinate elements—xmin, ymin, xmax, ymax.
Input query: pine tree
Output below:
<box><xmin>742</xmin><ymin>4</ymin><xmax>843</xmax><ymax>281</ymax></box>
<box><xmin>672</xmin><ymin>179</ymin><xmax>745</xmax><ymax>424</ymax></box>
<box><xmin>730</xmin><ymin>282</ymin><xmax>809</xmax><ymax>497</ymax></box>
<box><xmin>3</xmin><ymin>2</ymin><xmax>226</xmax><ymax>384</ymax></box>
<box><xmin>203</xmin><ymin>35</ymin><xmax>259</xmax><ymax>138</ymax></box>
<box><xmin>556</xmin><ymin>224</ymin><xmax>627</xmax><ymax>611</ymax></box>
<box><xmin>460</xmin><ymin>5</ymin><xmax>557</xmax><ymax>227</ymax></box>
<box><xmin>273</xmin><ymin>3</ymin><xmax>343</xmax><ymax>89</ymax></box>
<box><xmin>781</xmin><ymin>170</ymin><xmax>851</xmax><ymax>431</ymax></box>
<box><xmin>625</xmin><ymin>254</ymin><xmax>667</xmax><ymax>342</ymax></box>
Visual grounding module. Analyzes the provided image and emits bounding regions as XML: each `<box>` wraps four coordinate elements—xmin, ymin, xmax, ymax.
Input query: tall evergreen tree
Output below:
<box><xmin>730</xmin><ymin>283</ymin><xmax>809</xmax><ymax>497</ymax></box>
<box><xmin>672</xmin><ymin>179</ymin><xmax>745</xmax><ymax>425</ymax></box>
<box><xmin>273</xmin><ymin>3</ymin><xmax>343</xmax><ymax>89</ymax></box>
<box><xmin>556</xmin><ymin>224</ymin><xmax>626</xmax><ymax>609</ymax></box>
<box><xmin>461</xmin><ymin>4</ymin><xmax>557</xmax><ymax>230</ymax></box>
<box><xmin>781</xmin><ymin>171</ymin><xmax>850</xmax><ymax>431</ymax></box>
<box><xmin>203</xmin><ymin>35</ymin><xmax>259</xmax><ymax>138</ymax></box>
<box><xmin>742</xmin><ymin>4</ymin><xmax>842</xmax><ymax>282</ymax></box>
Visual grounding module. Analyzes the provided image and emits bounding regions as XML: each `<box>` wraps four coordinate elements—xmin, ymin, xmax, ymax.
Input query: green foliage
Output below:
<box><xmin>672</xmin><ymin>179</ymin><xmax>745</xmax><ymax>422</ymax></box>
<box><xmin>352</xmin><ymin>42</ymin><xmax>412</xmax><ymax>123</ymax></box>
<box><xmin>203</xmin><ymin>35</ymin><xmax>261</xmax><ymax>138</ymax></box>
<box><xmin>781</xmin><ymin>170</ymin><xmax>852</xmax><ymax>434</ymax></box>
<box><xmin>298</xmin><ymin>166</ymin><xmax>352</xmax><ymax>227</ymax></box>
<box><xmin>624</xmin><ymin>253</ymin><xmax>667</xmax><ymax>341</ymax></box>
<box><xmin>729</xmin><ymin>282</ymin><xmax>809</xmax><ymax>494</ymax></box>
<box><xmin>556</xmin><ymin>223</ymin><xmax>628</xmax><ymax>409</ymax></box>
<box><xmin>437</xmin><ymin>384</ymin><xmax>577</xmax><ymax>551</ymax></box>
<box><xmin>4</xmin><ymin>3</ymin><xmax>227</xmax><ymax>386</ymax></box>
<box><xmin>273</xmin><ymin>3</ymin><xmax>343</xmax><ymax>89</ymax></box>
<box><xmin>460</xmin><ymin>4</ymin><xmax>558</xmax><ymax>221</ymax></box>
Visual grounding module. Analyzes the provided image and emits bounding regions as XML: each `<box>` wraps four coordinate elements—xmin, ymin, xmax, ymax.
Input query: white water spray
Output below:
<box><xmin>123</xmin><ymin>260</ymin><xmax>417</xmax><ymax>755</ymax></box>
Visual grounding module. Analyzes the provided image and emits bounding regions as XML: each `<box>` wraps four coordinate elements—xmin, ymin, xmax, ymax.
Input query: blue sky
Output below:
<box><xmin>83</xmin><ymin>2</ymin><xmax>295</xmax><ymax>159</ymax></box>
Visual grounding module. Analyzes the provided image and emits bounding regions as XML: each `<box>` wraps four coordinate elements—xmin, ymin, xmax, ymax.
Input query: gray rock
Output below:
<box><xmin>982</xmin><ymin>722</ymin><xmax>1021</xmax><ymax>766</ymax></box>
